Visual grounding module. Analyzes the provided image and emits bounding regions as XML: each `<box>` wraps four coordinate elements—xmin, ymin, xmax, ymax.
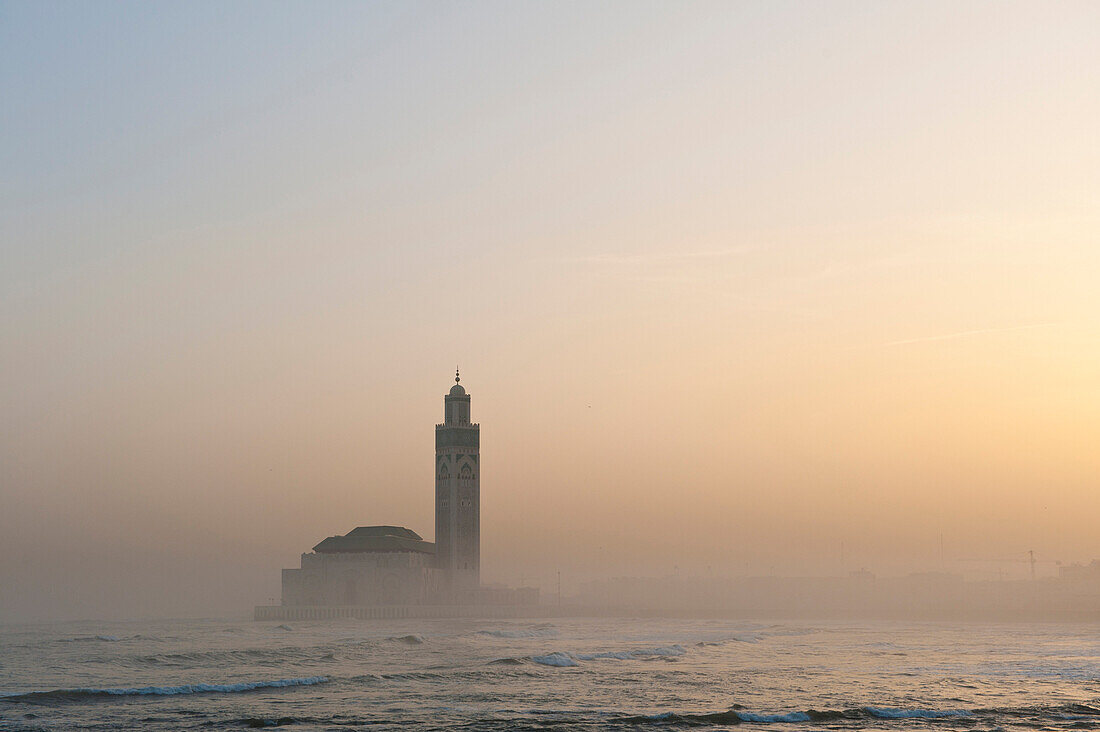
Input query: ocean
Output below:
<box><xmin>2</xmin><ymin>617</ymin><xmax>1099</xmax><ymax>730</ymax></box>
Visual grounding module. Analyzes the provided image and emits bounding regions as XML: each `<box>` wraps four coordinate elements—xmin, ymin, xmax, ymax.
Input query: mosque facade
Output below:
<box><xmin>275</xmin><ymin>373</ymin><xmax>530</xmax><ymax>610</ymax></box>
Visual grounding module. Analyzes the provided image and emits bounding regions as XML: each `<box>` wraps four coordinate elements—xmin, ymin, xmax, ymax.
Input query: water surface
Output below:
<box><xmin>2</xmin><ymin>617</ymin><xmax>1099</xmax><ymax>730</ymax></box>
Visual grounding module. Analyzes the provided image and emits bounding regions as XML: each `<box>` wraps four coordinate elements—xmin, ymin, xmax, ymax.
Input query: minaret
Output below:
<box><xmin>435</xmin><ymin>368</ymin><xmax>480</xmax><ymax>598</ymax></box>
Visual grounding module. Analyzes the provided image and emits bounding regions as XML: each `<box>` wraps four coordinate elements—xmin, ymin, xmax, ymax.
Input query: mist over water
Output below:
<box><xmin>4</xmin><ymin>618</ymin><xmax>1100</xmax><ymax>731</ymax></box>
<box><xmin>2</xmin><ymin>0</ymin><xmax>1100</xmax><ymax>623</ymax></box>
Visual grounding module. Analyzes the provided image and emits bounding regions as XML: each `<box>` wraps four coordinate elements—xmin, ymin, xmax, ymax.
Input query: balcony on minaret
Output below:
<box><xmin>435</xmin><ymin>422</ymin><xmax>479</xmax><ymax>450</ymax></box>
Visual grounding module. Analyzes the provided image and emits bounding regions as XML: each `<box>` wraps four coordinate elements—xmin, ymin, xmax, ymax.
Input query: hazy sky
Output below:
<box><xmin>2</xmin><ymin>1</ymin><xmax>1099</xmax><ymax>622</ymax></box>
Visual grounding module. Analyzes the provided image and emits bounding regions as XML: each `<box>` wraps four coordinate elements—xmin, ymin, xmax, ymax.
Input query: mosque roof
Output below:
<box><xmin>312</xmin><ymin>526</ymin><xmax>436</xmax><ymax>554</ymax></box>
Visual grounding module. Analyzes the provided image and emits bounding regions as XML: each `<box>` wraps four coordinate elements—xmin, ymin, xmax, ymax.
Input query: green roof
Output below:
<box><xmin>312</xmin><ymin>526</ymin><xmax>435</xmax><ymax>555</ymax></box>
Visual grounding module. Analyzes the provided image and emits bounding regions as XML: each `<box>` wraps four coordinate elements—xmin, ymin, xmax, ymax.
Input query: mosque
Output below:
<box><xmin>269</xmin><ymin>372</ymin><xmax>538</xmax><ymax>615</ymax></box>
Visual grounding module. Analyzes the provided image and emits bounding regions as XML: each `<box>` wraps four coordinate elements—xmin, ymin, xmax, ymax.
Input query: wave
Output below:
<box><xmin>531</xmin><ymin>652</ymin><xmax>578</xmax><ymax>667</ymax></box>
<box><xmin>225</xmin><ymin>704</ymin><xmax>1100</xmax><ymax>730</ymax></box>
<box><xmin>121</xmin><ymin>646</ymin><xmax>335</xmax><ymax>668</ymax></box>
<box><xmin>55</xmin><ymin>634</ymin><xmax>130</xmax><ymax>644</ymax></box>
<box><xmin>576</xmin><ymin>645</ymin><xmax>687</xmax><ymax>661</ymax></box>
<box><xmin>866</xmin><ymin>707</ymin><xmax>970</xmax><ymax>719</ymax></box>
<box><xmin>0</xmin><ymin>677</ymin><xmax>329</xmax><ymax>704</ymax></box>
<box><xmin>475</xmin><ymin>625</ymin><xmax>557</xmax><ymax>639</ymax></box>
<box><xmin>380</xmin><ymin>670</ymin><xmax>449</xmax><ymax>680</ymax></box>
<box><xmin>729</xmin><ymin>633</ymin><xmax>766</xmax><ymax>643</ymax></box>
<box><xmin>692</xmin><ymin>631</ymin><xmax>778</xmax><ymax>647</ymax></box>
<box><xmin>241</xmin><ymin>717</ymin><xmax>299</xmax><ymax>728</ymax></box>
<box><xmin>520</xmin><ymin>644</ymin><xmax>690</xmax><ymax>668</ymax></box>
<box><xmin>614</xmin><ymin>706</ymin><xmax>978</xmax><ymax>725</ymax></box>
<box><xmin>695</xmin><ymin>627</ymin><xmax>818</xmax><ymax>647</ymax></box>
<box><xmin>736</xmin><ymin>712</ymin><xmax>812</xmax><ymax>723</ymax></box>
<box><xmin>388</xmin><ymin>634</ymin><xmax>424</xmax><ymax>645</ymax></box>
<box><xmin>237</xmin><ymin>716</ymin><xmax>376</xmax><ymax>728</ymax></box>
<box><xmin>618</xmin><ymin>710</ymin><xmax>746</xmax><ymax>725</ymax></box>
<box><xmin>763</xmin><ymin>625</ymin><xmax>820</xmax><ymax>637</ymax></box>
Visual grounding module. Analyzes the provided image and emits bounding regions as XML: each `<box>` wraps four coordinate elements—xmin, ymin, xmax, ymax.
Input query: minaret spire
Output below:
<box><xmin>436</xmin><ymin>369</ymin><xmax>480</xmax><ymax>600</ymax></box>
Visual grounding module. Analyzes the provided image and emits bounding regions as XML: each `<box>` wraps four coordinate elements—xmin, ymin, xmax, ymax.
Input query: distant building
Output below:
<box><xmin>275</xmin><ymin>373</ymin><xmax>533</xmax><ymax>610</ymax></box>
<box><xmin>1058</xmin><ymin>560</ymin><xmax>1100</xmax><ymax>581</ymax></box>
<box><xmin>281</xmin><ymin>526</ymin><xmax>441</xmax><ymax>606</ymax></box>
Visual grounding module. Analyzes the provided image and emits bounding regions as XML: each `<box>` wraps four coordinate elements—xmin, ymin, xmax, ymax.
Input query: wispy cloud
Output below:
<box><xmin>568</xmin><ymin>245</ymin><xmax>759</xmax><ymax>264</ymax></box>
<box><xmin>884</xmin><ymin>322</ymin><xmax>1062</xmax><ymax>347</ymax></box>
<box><xmin>778</xmin><ymin>252</ymin><xmax>924</xmax><ymax>288</ymax></box>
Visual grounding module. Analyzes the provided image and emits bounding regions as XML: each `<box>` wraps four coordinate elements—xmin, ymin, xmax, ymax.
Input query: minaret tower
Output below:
<box><xmin>435</xmin><ymin>368</ymin><xmax>480</xmax><ymax>597</ymax></box>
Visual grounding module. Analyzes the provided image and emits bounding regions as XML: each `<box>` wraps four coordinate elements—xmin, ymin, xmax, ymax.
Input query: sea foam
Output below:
<box><xmin>865</xmin><ymin>707</ymin><xmax>971</xmax><ymax>719</ymax></box>
<box><xmin>575</xmin><ymin>645</ymin><xmax>686</xmax><ymax>661</ymax></box>
<box><xmin>736</xmin><ymin>711</ymin><xmax>813</xmax><ymax>722</ymax></box>
<box><xmin>530</xmin><ymin>653</ymin><xmax>578</xmax><ymax>667</ymax></box>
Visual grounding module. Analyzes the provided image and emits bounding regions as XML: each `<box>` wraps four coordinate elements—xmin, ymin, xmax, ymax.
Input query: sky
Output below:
<box><xmin>1</xmin><ymin>1</ymin><xmax>1099</xmax><ymax>622</ymax></box>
